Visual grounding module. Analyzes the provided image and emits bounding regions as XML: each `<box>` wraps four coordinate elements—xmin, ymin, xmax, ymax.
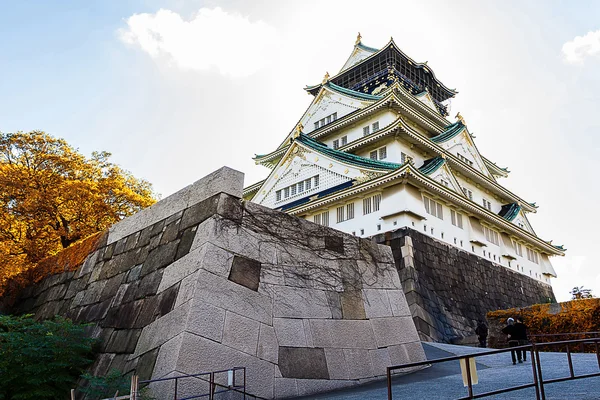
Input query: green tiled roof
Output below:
<box><xmin>419</xmin><ymin>156</ymin><xmax>445</xmax><ymax>175</ymax></box>
<box><xmin>430</xmin><ymin>121</ymin><xmax>466</xmax><ymax>143</ymax></box>
<box><xmin>326</xmin><ymin>82</ymin><xmax>383</xmax><ymax>101</ymax></box>
<box><xmin>297</xmin><ymin>134</ymin><xmax>400</xmax><ymax>171</ymax></box>
<box><xmin>357</xmin><ymin>42</ymin><xmax>379</xmax><ymax>53</ymax></box>
<box><xmin>499</xmin><ymin>203</ymin><xmax>521</xmax><ymax>222</ymax></box>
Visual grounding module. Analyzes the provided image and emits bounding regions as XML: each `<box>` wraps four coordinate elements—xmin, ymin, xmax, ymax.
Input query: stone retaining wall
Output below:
<box><xmin>373</xmin><ymin>228</ymin><xmax>556</xmax><ymax>343</ymax></box>
<box><xmin>3</xmin><ymin>167</ymin><xmax>425</xmax><ymax>399</ymax></box>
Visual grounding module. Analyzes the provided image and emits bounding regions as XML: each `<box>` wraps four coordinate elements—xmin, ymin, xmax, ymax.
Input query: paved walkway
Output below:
<box><xmin>300</xmin><ymin>342</ymin><xmax>600</xmax><ymax>399</ymax></box>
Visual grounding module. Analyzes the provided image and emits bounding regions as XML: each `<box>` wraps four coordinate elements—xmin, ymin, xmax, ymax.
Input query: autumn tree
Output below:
<box><xmin>0</xmin><ymin>131</ymin><xmax>156</xmax><ymax>283</ymax></box>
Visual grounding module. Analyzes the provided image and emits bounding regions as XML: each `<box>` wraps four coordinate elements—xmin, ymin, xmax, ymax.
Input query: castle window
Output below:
<box><xmin>305</xmin><ymin>178</ymin><xmax>312</xmax><ymax>190</ymax></box>
<box><xmin>363</xmin><ymin>126</ymin><xmax>370</xmax><ymax>136</ymax></box>
<box><xmin>457</xmin><ymin>153</ymin><xmax>474</xmax><ymax>166</ymax></box>
<box><xmin>460</xmin><ymin>240</ymin><xmax>463</xmax><ymax>247</ymax></box>
<box><xmin>297</xmin><ymin>181</ymin><xmax>304</xmax><ymax>193</ymax></box>
<box><xmin>333</xmin><ymin>139</ymin><xmax>339</xmax><ymax>149</ymax></box>
<box><xmin>440</xmin><ymin>179</ymin><xmax>449</xmax><ymax>187</ymax></box>
<box><xmin>451</xmin><ymin>210</ymin><xmax>463</xmax><ymax>229</ymax></box>
<box><xmin>454</xmin><ymin>238</ymin><xmax>457</xmax><ymax>244</ymax></box>
<box><xmin>314</xmin><ymin>175</ymin><xmax>320</xmax><ymax>187</ymax></box>
<box><xmin>332</xmin><ymin>112</ymin><xmax>338</xmax><ymax>121</ymax></box>
<box><xmin>335</xmin><ymin>202</ymin><xmax>354</xmax><ymax>223</ymax></box>
<box><xmin>483</xmin><ymin>225</ymin><xmax>499</xmax><ymax>246</ymax></box>
<box><xmin>336</xmin><ymin>206</ymin><xmax>345</xmax><ymax>223</ymax></box>
<box><xmin>462</xmin><ymin>188</ymin><xmax>473</xmax><ymax>200</ymax></box>
<box><xmin>284</xmin><ymin>187</ymin><xmax>290</xmax><ymax>198</ymax></box>
<box><xmin>424</xmin><ymin>196</ymin><xmax>443</xmax><ymax>220</ymax></box>
<box><xmin>363</xmin><ymin>197</ymin><xmax>372</xmax><ymax>214</ymax></box>
<box><xmin>276</xmin><ymin>190</ymin><xmax>282</xmax><ymax>201</ymax></box>
<box><xmin>377</xmin><ymin>224</ymin><xmax>381</xmax><ymax>231</ymax></box>
<box><xmin>291</xmin><ymin>185</ymin><xmax>297</xmax><ymax>196</ymax></box>
<box><xmin>526</xmin><ymin>247</ymin><xmax>539</xmax><ymax>264</ymax></box>
<box><xmin>370</xmin><ymin>146</ymin><xmax>387</xmax><ymax>161</ymax></box>
<box><xmin>372</xmin><ymin>121</ymin><xmax>380</xmax><ymax>132</ymax></box>
<box><xmin>341</xmin><ymin>135</ymin><xmax>348</xmax><ymax>146</ymax></box>
<box><xmin>482</xmin><ymin>198</ymin><xmax>492</xmax><ymax>211</ymax></box>
<box><xmin>313</xmin><ymin>213</ymin><xmax>321</xmax><ymax>225</ymax></box>
<box><xmin>373</xmin><ymin>194</ymin><xmax>382</xmax><ymax>211</ymax></box>
<box><xmin>513</xmin><ymin>240</ymin><xmax>523</xmax><ymax>257</ymax></box>
<box><xmin>346</xmin><ymin>203</ymin><xmax>355</xmax><ymax>220</ymax></box>
<box><xmin>314</xmin><ymin>122</ymin><xmax>319</xmax><ymax>130</ymax></box>
<box><xmin>360</xmin><ymin>229</ymin><xmax>364</xmax><ymax>235</ymax></box>
<box><xmin>326</xmin><ymin>116</ymin><xmax>332</xmax><ymax>124</ymax></box>
<box><xmin>401</xmin><ymin>152</ymin><xmax>407</xmax><ymax>164</ymax></box>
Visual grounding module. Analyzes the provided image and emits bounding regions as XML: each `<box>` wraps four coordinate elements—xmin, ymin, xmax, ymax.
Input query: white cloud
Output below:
<box><xmin>119</xmin><ymin>8</ymin><xmax>278</xmax><ymax>78</ymax></box>
<box><xmin>562</xmin><ymin>29</ymin><xmax>600</xmax><ymax>64</ymax></box>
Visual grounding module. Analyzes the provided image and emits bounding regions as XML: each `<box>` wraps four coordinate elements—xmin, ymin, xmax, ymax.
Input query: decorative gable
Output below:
<box><xmin>435</xmin><ymin>127</ymin><xmax>494</xmax><ymax>180</ymax></box>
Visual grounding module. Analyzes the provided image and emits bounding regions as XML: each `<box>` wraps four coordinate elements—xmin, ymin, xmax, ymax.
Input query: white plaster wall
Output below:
<box><xmin>304</xmin><ymin>182</ymin><xmax>554</xmax><ymax>285</ymax></box>
<box><xmin>322</xmin><ymin>110</ymin><xmax>398</xmax><ymax>149</ymax></box>
<box><xmin>303</xmin><ymin>91</ymin><xmax>369</xmax><ymax>134</ymax></box>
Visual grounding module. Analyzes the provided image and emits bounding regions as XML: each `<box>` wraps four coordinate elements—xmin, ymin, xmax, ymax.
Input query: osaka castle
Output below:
<box><xmin>244</xmin><ymin>34</ymin><xmax>565</xmax><ymax>284</ymax></box>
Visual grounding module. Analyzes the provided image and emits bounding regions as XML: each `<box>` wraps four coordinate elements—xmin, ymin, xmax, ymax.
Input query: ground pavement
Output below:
<box><xmin>300</xmin><ymin>342</ymin><xmax>600</xmax><ymax>399</ymax></box>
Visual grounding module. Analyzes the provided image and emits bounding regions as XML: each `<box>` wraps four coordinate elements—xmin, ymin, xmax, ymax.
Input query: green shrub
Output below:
<box><xmin>0</xmin><ymin>314</ymin><xmax>96</xmax><ymax>399</ymax></box>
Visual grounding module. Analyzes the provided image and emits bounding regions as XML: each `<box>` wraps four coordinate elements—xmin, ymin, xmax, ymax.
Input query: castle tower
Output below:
<box><xmin>246</xmin><ymin>35</ymin><xmax>564</xmax><ymax>297</ymax></box>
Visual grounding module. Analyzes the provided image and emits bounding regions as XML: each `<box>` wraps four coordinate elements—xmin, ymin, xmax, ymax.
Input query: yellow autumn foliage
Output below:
<box><xmin>0</xmin><ymin>131</ymin><xmax>156</xmax><ymax>291</ymax></box>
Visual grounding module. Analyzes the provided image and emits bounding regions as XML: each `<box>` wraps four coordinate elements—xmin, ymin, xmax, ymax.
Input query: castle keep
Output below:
<box><xmin>246</xmin><ymin>34</ymin><xmax>565</xmax><ymax>341</ymax></box>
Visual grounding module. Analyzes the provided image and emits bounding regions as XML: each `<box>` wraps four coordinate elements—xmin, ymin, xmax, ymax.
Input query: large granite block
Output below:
<box><xmin>278</xmin><ymin>347</ymin><xmax>329</xmax><ymax>380</ymax></box>
<box><xmin>222</xmin><ymin>311</ymin><xmax>260</xmax><ymax>356</ymax></box>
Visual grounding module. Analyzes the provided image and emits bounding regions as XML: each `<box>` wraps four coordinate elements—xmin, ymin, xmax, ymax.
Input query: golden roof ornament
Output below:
<box><xmin>455</xmin><ymin>112</ymin><xmax>466</xmax><ymax>126</ymax></box>
<box><xmin>322</xmin><ymin>71</ymin><xmax>330</xmax><ymax>84</ymax></box>
<box><xmin>355</xmin><ymin>32</ymin><xmax>362</xmax><ymax>45</ymax></box>
<box><xmin>293</xmin><ymin>122</ymin><xmax>303</xmax><ymax>138</ymax></box>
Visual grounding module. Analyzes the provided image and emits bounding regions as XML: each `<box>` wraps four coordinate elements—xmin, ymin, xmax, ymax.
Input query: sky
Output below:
<box><xmin>1</xmin><ymin>0</ymin><xmax>599</xmax><ymax>302</ymax></box>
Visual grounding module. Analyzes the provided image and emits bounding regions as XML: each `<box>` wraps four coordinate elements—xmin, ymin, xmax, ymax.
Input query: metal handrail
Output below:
<box><xmin>386</xmin><ymin>337</ymin><xmax>600</xmax><ymax>400</ymax></box>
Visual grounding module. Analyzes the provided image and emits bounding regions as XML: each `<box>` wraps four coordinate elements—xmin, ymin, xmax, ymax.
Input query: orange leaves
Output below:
<box><xmin>0</xmin><ymin>131</ymin><xmax>156</xmax><ymax>289</ymax></box>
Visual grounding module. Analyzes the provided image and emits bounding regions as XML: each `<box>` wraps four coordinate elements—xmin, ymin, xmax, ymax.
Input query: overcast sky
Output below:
<box><xmin>1</xmin><ymin>0</ymin><xmax>599</xmax><ymax>302</ymax></box>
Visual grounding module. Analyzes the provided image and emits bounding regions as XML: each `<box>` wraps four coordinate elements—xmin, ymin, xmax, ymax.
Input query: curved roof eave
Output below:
<box><xmin>285</xmin><ymin>165</ymin><xmax>563</xmax><ymax>256</ymax></box>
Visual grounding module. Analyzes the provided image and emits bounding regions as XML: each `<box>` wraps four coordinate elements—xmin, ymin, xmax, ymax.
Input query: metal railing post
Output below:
<box><xmin>566</xmin><ymin>344</ymin><xmax>574</xmax><ymax>378</ymax></box>
<box><xmin>243</xmin><ymin>367</ymin><xmax>247</xmax><ymax>400</ymax></box>
<box><xmin>534</xmin><ymin>344</ymin><xmax>546</xmax><ymax>400</ymax></box>
<box><xmin>209</xmin><ymin>372</ymin><xmax>215</xmax><ymax>400</ymax></box>
<box><xmin>465</xmin><ymin>357</ymin><xmax>474</xmax><ymax>399</ymax></box>
<box><xmin>387</xmin><ymin>367</ymin><xmax>392</xmax><ymax>400</ymax></box>
<box><xmin>530</xmin><ymin>346</ymin><xmax>541</xmax><ymax>400</ymax></box>
<box><xmin>174</xmin><ymin>377</ymin><xmax>178</xmax><ymax>400</ymax></box>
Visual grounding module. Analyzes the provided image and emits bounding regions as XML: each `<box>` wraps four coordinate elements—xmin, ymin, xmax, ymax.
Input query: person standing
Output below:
<box><xmin>502</xmin><ymin>317</ymin><xmax>521</xmax><ymax>365</ymax></box>
<box><xmin>513</xmin><ymin>317</ymin><xmax>528</xmax><ymax>362</ymax></box>
<box><xmin>475</xmin><ymin>320</ymin><xmax>488</xmax><ymax>348</ymax></box>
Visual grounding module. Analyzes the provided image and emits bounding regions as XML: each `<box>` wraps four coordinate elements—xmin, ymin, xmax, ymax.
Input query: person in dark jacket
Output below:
<box><xmin>513</xmin><ymin>317</ymin><xmax>528</xmax><ymax>362</ymax></box>
<box><xmin>502</xmin><ymin>317</ymin><xmax>522</xmax><ymax>365</ymax></box>
<box><xmin>475</xmin><ymin>320</ymin><xmax>488</xmax><ymax>348</ymax></box>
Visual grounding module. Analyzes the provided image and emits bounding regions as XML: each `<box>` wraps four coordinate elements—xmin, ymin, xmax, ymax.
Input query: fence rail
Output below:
<box><xmin>387</xmin><ymin>337</ymin><xmax>600</xmax><ymax>400</ymax></box>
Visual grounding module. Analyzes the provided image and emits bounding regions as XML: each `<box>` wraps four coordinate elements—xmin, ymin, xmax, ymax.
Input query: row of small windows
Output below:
<box><xmin>483</xmin><ymin>225</ymin><xmax>500</xmax><ymax>246</ymax></box>
<box><xmin>336</xmin><ymin>203</ymin><xmax>355</xmax><ymax>223</ymax></box>
<box><xmin>332</xmin><ymin>135</ymin><xmax>348</xmax><ymax>150</ymax></box>
<box><xmin>482</xmin><ymin>198</ymin><xmax>492</xmax><ymax>211</ymax></box>
<box><xmin>369</xmin><ymin>146</ymin><xmax>387</xmax><ymax>161</ymax></box>
<box><xmin>526</xmin><ymin>247</ymin><xmax>539</xmax><ymax>264</ymax></box>
<box><xmin>423</xmin><ymin>196</ymin><xmax>443</xmax><ymax>220</ymax></box>
<box><xmin>275</xmin><ymin>175</ymin><xmax>319</xmax><ymax>202</ymax></box>
<box><xmin>450</xmin><ymin>210</ymin><xmax>463</xmax><ymax>229</ymax></box>
<box><xmin>313</xmin><ymin>211</ymin><xmax>329</xmax><ymax>226</ymax></box>
<box><xmin>462</xmin><ymin>188</ymin><xmax>473</xmax><ymax>200</ymax></box>
<box><xmin>314</xmin><ymin>113</ymin><xmax>338</xmax><ymax>130</ymax></box>
<box><xmin>457</xmin><ymin>153</ymin><xmax>474</xmax><ymax>166</ymax></box>
<box><xmin>363</xmin><ymin>194</ymin><xmax>382</xmax><ymax>215</ymax></box>
<box><xmin>363</xmin><ymin>121</ymin><xmax>380</xmax><ymax>136</ymax></box>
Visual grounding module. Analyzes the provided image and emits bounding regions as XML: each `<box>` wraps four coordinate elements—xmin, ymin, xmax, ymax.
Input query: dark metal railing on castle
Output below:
<box><xmin>386</xmin><ymin>337</ymin><xmax>600</xmax><ymax>400</ymax></box>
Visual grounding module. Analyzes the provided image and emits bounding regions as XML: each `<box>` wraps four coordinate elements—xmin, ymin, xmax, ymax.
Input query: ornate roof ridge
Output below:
<box><xmin>499</xmin><ymin>202</ymin><xmax>521</xmax><ymax>221</ymax></box>
<box><xmin>296</xmin><ymin>133</ymin><xmax>401</xmax><ymax>171</ymax></box>
<box><xmin>430</xmin><ymin>121</ymin><xmax>466</xmax><ymax>143</ymax></box>
<box><xmin>419</xmin><ymin>156</ymin><xmax>445</xmax><ymax>175</ymax></box>
<box><xmin>326</xmin><ymin>82</ymin><xmax>383</xmax><ymax>101</ymax></box>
